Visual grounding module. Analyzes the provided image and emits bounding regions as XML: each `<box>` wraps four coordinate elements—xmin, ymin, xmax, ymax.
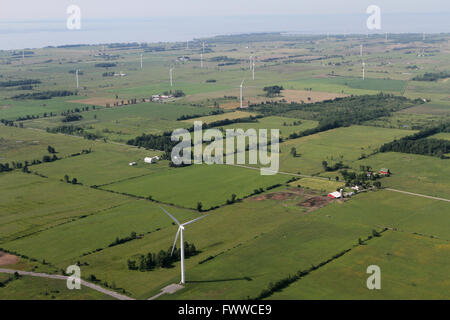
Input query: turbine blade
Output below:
<box><xmin>160</xmin><ymin>207</ymin><xmax>181</xmax><ymax>226</ymax></box>
<box><xmin>182</xmin><ymin>214</ymin><xmax>207</xmax><ymax>227</ymax></box>
<box><xmin>171</xmin><ymin>227</ymin><xmax>181</xmax><ymax>256</ymax></box>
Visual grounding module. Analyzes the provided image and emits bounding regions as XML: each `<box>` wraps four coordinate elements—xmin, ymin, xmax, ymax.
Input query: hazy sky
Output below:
<box><xmin>2</xmin><ymin>0</ymin><xmax>450</xmax><ymax>20</ymax></box>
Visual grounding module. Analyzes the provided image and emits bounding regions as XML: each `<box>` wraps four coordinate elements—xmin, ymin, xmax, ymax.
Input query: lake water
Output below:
<box><xmin>1</xmin><ymin>13</ymin><xmax>449</xmax><ymax>50</ymax></box>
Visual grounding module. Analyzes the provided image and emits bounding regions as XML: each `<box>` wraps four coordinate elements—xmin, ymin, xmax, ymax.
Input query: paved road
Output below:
<box><xmin>386</xmin><ymin>188</ymin><xmax>450</xmax><ymax>203</ymax></box>
<box><xmin>0</xmin><ymin>268</ymin><xmax>134</xmax><ymax>300</ymax></box>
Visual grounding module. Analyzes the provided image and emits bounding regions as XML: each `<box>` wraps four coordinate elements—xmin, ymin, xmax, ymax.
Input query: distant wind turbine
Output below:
<box><xmin>201</xmin><ymin>42</ymin><xmax>205</xmax><ymax>68</ymax></box>
<box><xmin>362</xmin><ymin>62</ymin><xmax>365</xmax><ymax>80</ymax></box>
<box><xmin>249</xmin><ymin>55</ymin><xmax>253</xmax><ymax>70</ymax></box>
<box><xmin>76</xmin><ymin>69</ymin><xmax>79</xmax><ymax>89</ymax></box>
<box><xmin>170</xmin><ymin>67</ymin><xmax>174</xmax><ymax>87</ymax></box>
<box><xmin>252</xmin><ymin>57</ymin><xmax>255</xmax><ymax>80</ymax></box>
<box><xmin>160</xmin><ymin>207</ymin><xmax>207</xmax><ymax>284</ymax></box>
<box><xmin>360</xmin><ymin>44</ymin><xmax>363</xmax><ymax>57</ymax></box>
<box><xmin>240</xmin><ymin>79</ymin><xmax>245</xmax><ymax>108</ymax></box>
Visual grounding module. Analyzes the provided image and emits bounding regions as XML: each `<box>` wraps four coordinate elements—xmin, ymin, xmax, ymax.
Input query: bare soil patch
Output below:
<box><xmin>0</xmin><ymin>251</ymin><xmax>19</xmax><ymax>266</ymax></box>
<box><xmin>298</xmin><ymin>196</ymin><xmax>332</xmax><ymax>212</ymax></box>
<box><xmin>249</xmin><ymin>192</ymin><xmax>295</xmax><ymax>201</ymax></box>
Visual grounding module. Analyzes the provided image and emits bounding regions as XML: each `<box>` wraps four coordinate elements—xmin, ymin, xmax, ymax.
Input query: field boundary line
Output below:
<box><xmin>0</xmin><ymin>268</ymin><xmax>135</xmax><ymax>300</ymax></box>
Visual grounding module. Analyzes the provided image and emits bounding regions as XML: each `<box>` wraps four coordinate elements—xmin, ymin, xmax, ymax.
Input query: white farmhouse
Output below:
<box><xmin>144</xmin><ymin>156</ymin><xmax>159</xmax><ymax>164</ymax></box>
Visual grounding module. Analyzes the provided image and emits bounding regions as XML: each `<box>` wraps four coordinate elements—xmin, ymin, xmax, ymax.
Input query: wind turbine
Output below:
<box><xmin>201</xmin><ymin>42</ymin><xmax>205</xmax><ymax>68</ymax></box>
<box><xmin>240</xmin><ymin>79</ymin><xmax>245</xmax><ymax>108</ymax></box>
<box><xmin>76</xmin><ymin>69</ymin><xmax>79</xmax><ymax>89</ymax></box>
<box><xmin>249</xmin><ymin>55</ymin><xmax>253</xmax><ymax>70</ymax></box>
<box><xmin>252</xmin><ymin>57</ymin><xmax>255</xmax><ymax>80</ymax></box>
<box><xmin>140</xmin><ymin>54</ymin><xmax>143</xmax><ymax>70</ymax></box>
<box><xmin>360</xmin><ymin>44</ymin><xmax>363</xmax><ymax>57</ymax></box>
<box><xmin>362</xmin><ymin>62</ymin><xmax>365</xmax><ymax>80</ymax></box>
<box><xmin>169</xmin><ymin>67</ymin><xmax>174</xmax><ymax>87</ymax></box>
<box><xmin>160</xmin><ymin>207</ymin><xmax>207</xmax><ymax>284</ymax></box>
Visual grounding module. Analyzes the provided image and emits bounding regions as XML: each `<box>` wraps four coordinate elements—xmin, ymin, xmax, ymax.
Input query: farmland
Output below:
<box><xmin>0</xmin><ymin>31</ymin><xmax>449</xmax><ymax>301</ymax></box>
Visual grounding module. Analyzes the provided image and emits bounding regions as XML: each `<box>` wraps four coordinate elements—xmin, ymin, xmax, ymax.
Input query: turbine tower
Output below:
<box><xmin>201</xmin><ymin>42</ymin><xmax>205</xmax><ymax>68</ymax></box>
<box><xmin>160</xmin><ymin>207</ymin><xmax>207</xmax><ymax>284</ymax></box>
<box><xmin>240</xmin><ymin>79</ymin><xmax>245</xmax><ymax>108</ymax></box>
<box><xmin>252</xmin><ymin>57</ymin><xmax>255</xmax><ymax>80</ymax></box>
<box><xmin>76</xmin><ymin>69</ymin><xmax>79</xmax><ymax>89</ymax></box>
<box><xmin>140</xmin><ymin>54</ymin><xmax>143</xmax><ymax>70</ymax></box>
<box><xmin>362</xmin><ymin>62</ymin><xmax>365</xmax><ymax>80</ymax></box>
<box><xmin>360</xmin><ymin>44</ymin><xmax>363</xmax><ymax>57</ymax></box>
<box><xmin>170</xmin><ymin>67</ymin><xmax>174</xmax><ymax>87</ymax></box>
<box><xmin>249</xmin><ymin>55</ymin><xmax>253</xmax><ymax>70</ymax></box>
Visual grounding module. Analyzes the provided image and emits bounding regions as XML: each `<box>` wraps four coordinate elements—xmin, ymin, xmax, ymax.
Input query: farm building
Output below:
<box><xmin>328</xmin><ymin>190</ymin><xmax>343</xmax><ymax>199</ymax></box>
<box><xmin>379</xmin><ymin>168</ymin><xmax>391</xmax><ymax>175</ymax></box>
<box><xmin>144</xmin><ymin>156</ymin><xmax>160</xmax><ymax>164</ymax></box>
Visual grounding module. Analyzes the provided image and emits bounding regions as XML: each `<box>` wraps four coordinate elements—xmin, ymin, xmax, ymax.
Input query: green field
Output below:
<box><xmin>0</xmin><ymin>276</ymin><xmax>114</xmax><ymax>300</ymax></box>
<box><xmin>103</xmin><ymin>164</ymin><xmax>289</xmax><ymax>209</ymax></box>
<box><xmin>278</xmin><ymin>125</ymin><xmax>414</xmax><ymax>175</ymax></box>
<box><xmin>355</xmin><ymin>152</ymin><xmax>450</xmax><ymax>199</ymax></box>
<box><xmin>269</xmin><ymin>231</ymin><xmax>450</xmax><ymax>299</ymax></box>
<box><xmin>221</xmin><ymin>116</ymin><xmax>318</xmax><ymax>139</ymax></box>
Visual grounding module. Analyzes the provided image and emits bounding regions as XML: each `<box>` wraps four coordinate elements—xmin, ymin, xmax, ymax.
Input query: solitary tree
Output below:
<box><xmin>290</xmin><ymin>147</ymin><xmax>297</xmax><ymax>157</ymax></box>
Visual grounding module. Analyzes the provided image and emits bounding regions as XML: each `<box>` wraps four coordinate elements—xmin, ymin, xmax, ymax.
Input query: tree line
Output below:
<box><xmin>0</xmin><ymin>79</ymin><xmax>41</xmax><ymax>87</ymax></box>
<box><xmin>379</xmin><ymin>122</ymin><xmax>450</xmax><ymax>158</ymax></box>
<box><xmin>413</xmin><ymin>71</ymin><xmax>450</xmax><ymax>82</ymax></box>
<box><xmin>12</xmin><ymin>90</ymin><xmax>76</xmax><ymax>100</ymax></box>
<box><xmin>127</xmin><ymin>241</ymin><xmax>198</xmax><ymax>271</ymax></box>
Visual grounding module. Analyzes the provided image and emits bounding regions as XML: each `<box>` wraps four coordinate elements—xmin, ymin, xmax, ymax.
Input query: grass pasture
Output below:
<box><xmin>0</xmin><ymin>172</ymin><xmax>130</xmax><ymax>243</ymax></box>
<box><xmin>0</xmin><ymin>276</ymin><xmax>114</xmax><ymax>300</ymax></box>
<box><xmin>3</xmin><ymin>200</ymin><xmax>200</xmax><ymax>265</ymax></box>
<box><xmin>355</xmin><ymin>152</ymin><xmax>450</xmax><ymax>199</ymax></box>
<box><xmin>220</xmin><ymin>116</ymin><xmax>318</xmax><ymax>139</ymax></box>
<box><xmin>269</xmin><ymin>231</ymin><xmax>450</xmax><ymax>300</ymax></box>
<box><xmin>102</xmin><ymin>164</ymin><xmax>289</xmax><ymax>209</ymax></box>
<box><xmin>278</xmin><ymin>125</ymin><xmax>414</xmax><ymax>175</ymax></box>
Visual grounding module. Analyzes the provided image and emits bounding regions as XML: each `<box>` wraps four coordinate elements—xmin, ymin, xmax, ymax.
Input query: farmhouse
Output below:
<box><xmin>379</xmin><ymin>168</ymin><xmax>391</xmax><ymax>175</ymax></box>
<box><xmin>144</xmin><ymin>156</ymin><xmax>160</xmax><ymax>164</ymax></box>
